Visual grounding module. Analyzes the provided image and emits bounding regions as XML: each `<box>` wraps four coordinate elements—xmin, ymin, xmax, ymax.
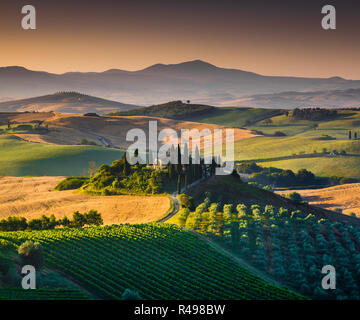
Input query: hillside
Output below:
<box><xmin>110</xmin><ymin>101</ymin><xmax>284</xmax><ymax>128</ymax></box>
<box><xmin>1</xmin><ymin>61</ymin><xmax>360</xmax><ymax>106</ymax></box>
<box><xmin>0</xmin><ymin>135</ymin><xmax>124</xmax><ymax>176</ymax></box>
<box><xmin>0</xmin><ymin>92</ymin><xmax>139</xmax><ymax>114</ymax></box>
<box><xmin>168</xmin><ymin>175</ymin><xmax>360</xmax><ymax>299</ymax></box>
<box><xmin>277</xmin><ymin>183</ymin><xmax>360</xmax><ymax>216</ymax></box>
<box><xmin>185</xmin><ymin>174</ymin><xmax>360</xmax><ymax>226</ymax></box>
<box><xmin>108</xmin><ymin>100</ymin><xmax>216</xmax><ymax>119</ymax></box>
<box><xmin>0</xmin><ymin>224</ymin><xmax>301</xmax><ymax>299</ymax></box>
<box><xmin>231</xmin><ymin>109</ymin><xmax>360</xmax><ymax>178</ymax></box>
<box><xmin>230</xmin><ymin>88</ymin><xmax>360</xmax><ymax>109</ymax></box>
<box><xmin>0</xmin><ymin>112</ymin><xmax>257</xmax><ymax>150</ymax></box>
<box><xmin>0</xmin><ymin>176</ymin><xmax>170</xmax><ymax>224</ymax></box>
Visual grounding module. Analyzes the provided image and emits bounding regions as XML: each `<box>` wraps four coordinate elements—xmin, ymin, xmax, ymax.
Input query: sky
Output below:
<box><xmin>0</xmin><ymin>0</ymin><xmax>359</xmax><ymax>79</ymax></box>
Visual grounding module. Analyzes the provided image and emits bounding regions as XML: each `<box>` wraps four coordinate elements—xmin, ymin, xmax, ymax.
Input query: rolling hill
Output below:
<box><xmin>0</xmin><ymin>176</ymin><xmax>170</xmax><ymax>224</ymax></box>
<box><xmin>0</xmin><ymin>92</ymin><xmax>139</xmax><ymax>114</ymax></box>
<box><xmin>109</xmin><ymin>100</ymin><xmax>284</xmax><ymax>127</ymax></box>
<box><xmin>276</xmin><ymin>183</ymin><xmax>360</xmax><ymax>216</ymax></box>
<box><xmin>230</xmin><ymin>88</ymin><xmax>360</xmax><ymax>109</ymax></box>
<box><xmin>0</xmin><ymin>135</ymin><xmax>124</xmax><ymax>176</ymax></box>
<box><xmin>0</xmin><ymin>223</ymin><xmax>301</xmax><ymax>299</ymax></box>
<box><xmin>0</xmin><ymin>112</ymin><xmax>257</xmax><ymax>150</ymax></box>
<box><xmin>1</xmin><ymin>61</ymin><xmax>360</xmax><ymax>106</ymax></box>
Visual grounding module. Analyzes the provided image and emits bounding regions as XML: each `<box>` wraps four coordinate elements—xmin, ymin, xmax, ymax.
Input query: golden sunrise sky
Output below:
<box><xmin>0</xmin><ymin>0</ymin><xmax>359</xmax><ymax>79</ymax></box>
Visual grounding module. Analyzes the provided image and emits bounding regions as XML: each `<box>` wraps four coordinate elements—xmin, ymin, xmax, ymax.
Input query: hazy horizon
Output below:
<box><xmin>1</xmin><ymin>0</ymin><xmax>360</xmax><ymax>78</ymax></box>
<box><xmin>1</xmin><ymin>59</ymin><xmax>359</xmax><ymax>80</ymax></box>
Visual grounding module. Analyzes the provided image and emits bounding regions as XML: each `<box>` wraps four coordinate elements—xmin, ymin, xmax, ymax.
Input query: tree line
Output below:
<box><xmin>0</xmin><ymin>210</ymin><xmax>103</xmax><ymax>232</ymax></box>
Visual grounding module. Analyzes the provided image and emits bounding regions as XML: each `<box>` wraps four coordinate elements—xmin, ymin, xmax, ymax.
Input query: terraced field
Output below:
<box><xmin>0</xmin><ymin>224</ymin><xmax>302</xmax><ymax>300</ymax></box>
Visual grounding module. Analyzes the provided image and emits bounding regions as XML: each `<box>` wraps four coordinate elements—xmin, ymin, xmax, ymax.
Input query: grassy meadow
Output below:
<box><xmin>228</xmin><ymin>109</ymin><xmax>360</xmax><ymax>178</ymax></box>
<box><xmin>190</xmin><ymin>107</ymin><xmax>283</xmax><ymax>128</ymax></box>
<box><xmin>0</xmin><ymin>135</ymin><xmax>124</xmax><ymax>176</ymax></box>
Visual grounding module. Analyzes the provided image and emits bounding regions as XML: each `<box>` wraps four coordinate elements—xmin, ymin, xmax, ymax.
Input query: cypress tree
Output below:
<box><xmin>177</xmin><ymin>174</ymin><xmax>181</xmax><ymax>194</ymax></box>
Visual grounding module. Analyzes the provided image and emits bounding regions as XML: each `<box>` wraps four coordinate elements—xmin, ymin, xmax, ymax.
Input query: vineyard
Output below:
<box><xmin>0</xmin><ymin>224</ymin><xmax>301</xmax><ymax>300</ymax></box>
<box><xmin>0</xmin><ymin>288</ymin><xmax>89</xmax><ymax>300</ymax></box>
<box><xmin>170</xmin><ymin>197</ymin><xmax>360</xmax><ymax>299</ymax></box>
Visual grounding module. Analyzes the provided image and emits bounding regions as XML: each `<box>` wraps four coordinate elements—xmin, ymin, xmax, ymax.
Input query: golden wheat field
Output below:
<box><xmin>0</xmin><ymin>176</ymin><xmax>170</xmax><ymax>224</ymax></box>
<box><xmin>277</xmin><ymin>183</ymin><xmax>360</xmax><ymax>216</ymax></box>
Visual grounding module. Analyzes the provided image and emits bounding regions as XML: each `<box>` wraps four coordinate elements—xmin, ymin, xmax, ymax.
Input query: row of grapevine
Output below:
<box><xmin>0</xmin><ymin>288</ymin><xmax>89</xmax><ymax>300</ymax></box>
<box><xmin>0</xmin><ymin>224</ymin><xmax>301</xmax><ymax>300</ymax></box>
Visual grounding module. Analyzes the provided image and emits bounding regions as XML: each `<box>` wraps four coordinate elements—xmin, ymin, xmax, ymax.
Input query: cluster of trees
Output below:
<box><xmin>348</xmin><ymin>130</ymin><xmax>359</xmax><ymax>140</ymax></box>
<box><xmin>0</xmin><ymin>210</ymin><xmax>103</xmax><ymax>232</ymax></box>
<box><xmin>179</xmin><ymin>196</ymin><xmax>360</xmax><ymax>299</ymax></box>
<box><xmin>55</xmin><ymin>176</ymin><xmax>89</xmax><ymax>190</ymax></box>
<box><xmin>107</xmin><ymin>100</ymin><xmax>215</xmax><ymax>119</ymax></box>
<box><xmin>166</xmin><ymin>144</ymin><xmax>220</xmax><ymax>194</ymax></box>
<box><xmin>291</xmin><ymin>108</ymin><xmax>338</xmax><ymax>121</ymax></box>
<box><xmin>248</xmin><ymin>165</ymin><xmax>316</xmax><ymax>187</ymax></box>
<box><xmin>82</xmin><ymin>144</ymin><xmax>220</xmax><ymax>195</ymax></box>
<box><xmin>283</xmin><ymin>191</ymin><xmax>303</xmax><ymax>203</ymax></box>
<box><xmin>87</xmin><ymin>151</ymin><xmax>165</xmax><ymax>194</ymax></box>
<box><xmin>238</xmin><ymin>162</ymin><xmax>356</xmax><ymax>188</ymax></box>
<box><xmin>0</xmin><ymin>239</ymin><xmax>44</xmax><ymax>287</ymax></box>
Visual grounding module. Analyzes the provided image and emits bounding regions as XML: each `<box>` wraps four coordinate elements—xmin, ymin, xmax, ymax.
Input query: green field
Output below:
<box><xmin>247</xmin><ymin>110</ymin><xmax>360</xmax><ymax>138</ymax></box>
<box><xmin>260</xmin><ymin>156</ymin><xmax>360</xmax><ymax>179</ymax></box>
<box><xmin>190</xmin><ymin>107</ymin><xmax>283</xmax><ymax>128</ymax></box>
<box><xmin>234</xmin><ymin>136</ymin><xmax>360</xmax><ymax>161</ymax></box>
<box><xmin>0</xmin><ymin>135</ymin><xmax>124</xmax><ymax>176</ymax></box>
<box><xmin>0</xmin><ymin>223</ymin><xmax>301</xmax><ymax>300</ymax></box>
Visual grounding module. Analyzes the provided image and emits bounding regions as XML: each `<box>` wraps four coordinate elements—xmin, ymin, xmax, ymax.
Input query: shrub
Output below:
<box><xmin>285</xmin><ymin>192</ymin><xmax>302</xmax><ymax>203</ymax></box>
<box><xmin>0</xmin><ymin>239</ymin><xmax>16</xmax><ymax>251</ymax></box>
<box><xmin>55</xmin><ymin>177</ymin><xmax>89</xmax><ymax>191</ymax></box>
<box><xmin>72</xmin><ymin>211</ymin><xmax>86</xmax><ymax>228</ymax></box>
<box><xmin>79</xmin><ymin>138</ymin><xmax>97</xmax><ymax>145</ymax></box>
<box><xmin>0</xmin><ymin>216</ymin><xmax>27</xmax><ymax>231</ymax></box>
<box><xmin>178</xmin><ymin>194</ymin><xmax>194</xmax><ymax>210</ymax></box>
<box><xmin>263</xmin><ymin>185</ymin><xmax>273</xmax><ymax>192</ymax></box>
<box><xmin>122</xmin><ymin>288</ymin><xmax>142</xmax><ymax>300</ymax></box>
<box><xmin>349</xmin><ymin>212</ymin><xmax>357</xmax><ymax>218</ymax></box>
<box><xmin>274</xmin><ymin>131</ymin><xmax>286</xmax><ymax>137</ymax></box>
<box><xmin>18</xmin><ymin>241</ymin><xmax>43</xmax><ymax>268</ymax></box>
<box><xmin>84</xmin><ymin>210</ymin><xmax>103</xmax><ymax>226</ymax></box>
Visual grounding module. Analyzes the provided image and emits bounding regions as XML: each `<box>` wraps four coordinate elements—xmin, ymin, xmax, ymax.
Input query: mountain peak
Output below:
<box><xmin>139</xmin><ymin>60</ymin><xmax>220</xmax><ymax>74</ymax></box>
<box><xmin>0</xmin><ymin>66</ymin><xmax>29</xmax><ymax>72</ymax></box>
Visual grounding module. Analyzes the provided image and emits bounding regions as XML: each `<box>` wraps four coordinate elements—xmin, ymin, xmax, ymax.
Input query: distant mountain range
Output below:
<box><xmin>0</xmin><ymin>92</ymin><xmax>138</xmax><ymax>114</ymax></box>
<box><xmin>1</xmin><ymin>60</ymin><xmax>360</xmax><ymax>108</ymax></box>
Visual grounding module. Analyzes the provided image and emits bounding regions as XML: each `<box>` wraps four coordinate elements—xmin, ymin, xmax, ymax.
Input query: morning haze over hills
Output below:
<box><xmin>1</xmin><ymin>60</ymin><xmax>360</xmax><ymax>109</ymax></box>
